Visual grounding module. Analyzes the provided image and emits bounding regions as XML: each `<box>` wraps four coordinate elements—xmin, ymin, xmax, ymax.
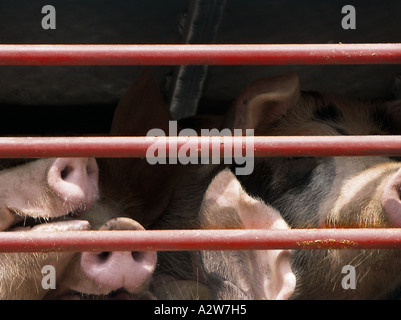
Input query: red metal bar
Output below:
<box><xmin>0</xmin><ymin>44</ymin><xmax>400</xmax><ymax>65</ymax></box>
<box><xmin>1</xmin><ymin>44</ymin><xmax>400</xmax><ymax>255</ymax></box>
<box><xmin>1</xmin><ymin>229</ymin><xmax>401</xmax><ymax>253</ymax></box>
<box><xmin>0</xmin><ymin>136</ymin><xmax>400</xmax><ymax>158</ymax></box>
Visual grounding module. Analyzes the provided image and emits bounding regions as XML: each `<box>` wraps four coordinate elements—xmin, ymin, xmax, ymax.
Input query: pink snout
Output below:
<box><xmin>80</xmin><ymin>218</ymin><xmax>157</xmax><ymax>294</ymax></box>
<box><xmin>47</xmin><ymin>158</ymin><xmax>99</xmax><ymax>212</ymax></box>
<box><xmin>381</xmin><ymin>167</ymin><xmax>401</xmax><ymax>226</ymax></box>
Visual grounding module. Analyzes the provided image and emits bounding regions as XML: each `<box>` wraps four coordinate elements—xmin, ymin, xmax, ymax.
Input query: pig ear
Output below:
<box><xmin>201</xmin><ymin>170</ymin><xmax>296</xmax><ymax>299</ymax></box>
<box><xmin>232</xmin><ymin>73</ymin><xmax>300</xmax><ymax>130</ymax></box>
<box><xmin>202</xmin><ymin>169</ymin><xmax>290</xmax><ymax>230</ymax></box>
<box><xmin>203</xmin><ymin>170</ymin><xmax>242</xmax><ymax>210</ymax></box>
<box><xmin>110</xmin><ymin>68</ymin><xmax>172</xmax><ymax>135</ymax></box>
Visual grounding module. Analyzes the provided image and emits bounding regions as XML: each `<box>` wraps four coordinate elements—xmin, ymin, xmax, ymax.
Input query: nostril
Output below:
<box><xmin>60</xmin><ymin>165</ymin><xmax>73</xmax><ymax>180</ymax></box>
<box><xmin>131</xmin><ymin>251</ymin><xmax>146</xmax><ymax>262</ymax></box>
<box><xmin>95</xmin><ymin>251</ymin><xmax>148</xmax><ymax>263</ymax></box>
<box><xmin>93</xmin><ymin>251</ymin><xmax>150</xmax><ymax>264</ymax></box>
<box><xmin>98</xmin><ymin>251</ymin><xmax>111</xmax><ymax>262</ymax></box>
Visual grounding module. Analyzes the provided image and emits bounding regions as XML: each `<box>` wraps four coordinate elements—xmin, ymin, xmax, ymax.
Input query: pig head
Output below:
<box><xmin>0</xmin><ymin>70</ymin><xmax>169</xmax><ymax>299</ymax></box>
<box><xmin>197</xmin><ymin>169</ymin><xmax>295</xmax><ymax>300</ymax></box>
<box><xmin>47</xmin><ymin>216</ymin><xmax>157</xmax><ymax>300</ymax></box>
<box><xmin>1</xmin><ymin>68</ymin><xmax>213</xmax><ymax>300</ymax></box>
<box><xmin>0</xmin><ymin>157</ymin><xmax>158</xmax><ymax>300</ymax></box>
<box><xmin>0</xmin><ymin>157</ymin><xmax>99</xmax><ymax>299</ymax></box>
<box><xmin>225</xmin><ymin>72</ymin><xmax>401</xmax><ymax>299</ymax></box>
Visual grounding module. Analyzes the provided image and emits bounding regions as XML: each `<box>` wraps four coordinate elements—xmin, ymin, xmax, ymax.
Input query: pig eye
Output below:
<box><xmin>286</xmin><ymin>157</ymin><xmax>319</xmax><ymax>188</ymax></box>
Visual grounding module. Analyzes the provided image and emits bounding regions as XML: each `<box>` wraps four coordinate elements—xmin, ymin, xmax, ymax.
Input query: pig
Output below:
<box><xmin>49</xmin><ymin>216</ymin><xmax>157</xmax><ymax>300</ymax></box>
<box><xmin>221</xmin><ymin>72</ymin><xmax>401</xmax><ymax>299</ymax></box>
<box><xmin>104</xmin><ymin>69</ymin><xmax>296</xmax><ymax>300</ymax></box>
<box><xmin>1</xmin><ymin>69</ymin><xmax>190</xmax><ymax>300</ymax></box>
<box><xmin>0</xmin><ymin>157</ymin><xmax>157</xmax><ymax>300</ymax></box>
<box><xmin>0</xmin><ymin>157</ymin><xmax>99</xmax><ymax>299</ymax></box>
<box><xmin>198</xmin><ymin>169</ymin><xmax>295</xmax><ymax>299</ymax></box>
<box><xmin>0</xmin><ymin>68</ymin><xmax>184</xmax><ymax>300</ymax></box>
<box><xmin>126</xmin><ymin>69</ymin><xmax>401</xmax><ymax>299</ymax></box>
<box><xmin>93</xmin><ymin>69</ymin><xmax>209</xmax><ymax>299</ymax></box>
<box><xmin>153</xmin><ymin>169</ymin><xmax>296</xmax><ymax>300</ymax></box>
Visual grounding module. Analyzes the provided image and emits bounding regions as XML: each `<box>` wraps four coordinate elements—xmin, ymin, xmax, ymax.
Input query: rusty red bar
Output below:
<box><xmin>1</xmin><ymin>229</ymin><xmax>401</xmax><ymax>253</ymax></box>
<box><xmin>0</xmin><ymin>44</ymin><xmax>400</xmax><ymax>65</ymax></box>
<box><xmin>0</xmin><ymin>136</ymin><xmax>400</xmax><ymax>158</ymax></box>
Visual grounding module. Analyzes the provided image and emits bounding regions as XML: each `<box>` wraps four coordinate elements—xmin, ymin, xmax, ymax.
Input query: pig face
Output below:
<box><xmin>0</xmin><ymin>157</ymin><xmax>98</xmax><ymax>231</ymax></box>
<box><xmin>1</xmin><ymin>217</ymin><xmax>157</xmax><ymax>300</ymax></box>
<box><xmin>0</xmin><ymin>158</ymin><xmax>157</xmax><ymax>300</ymax></box>
<box><xmin>228</xmin><ymin>73</ymin><xmax>401</xmax><ymax>299</ymax></box>
<box><xmin>44</xmin><ymin>216</ymin><xmax>157</xmax><ymax>300</ymax></box>
<box><xmin>0</xmin><ymin>157</ymin><xmax>98</xmax><ymax>299</ymax></box>
<box><xmin>1</xmin><ymin>69</ymin><xmax>175</xmax><ymax>300</ymax></box>
<box><xmin>230</xmin><ymin>73</ymin><xmax>401</xmax><ymax>229</ymax></box>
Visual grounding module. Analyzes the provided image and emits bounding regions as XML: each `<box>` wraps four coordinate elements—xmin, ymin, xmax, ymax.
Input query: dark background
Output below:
<box><xmin>0</xmin><ymin>0</ymin><xmax>399</xmax><ymax>135</ymax></box>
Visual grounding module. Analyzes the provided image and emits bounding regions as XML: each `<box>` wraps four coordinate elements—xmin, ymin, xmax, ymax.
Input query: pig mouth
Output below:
<box><xmin>6</xmin><ymin>207</ymin><xmax>85</xmax><ymax>231</ymax></box>
<box><xmin>53</xmin><ymin>288</ymin><xmax>156</xmax><ymax>300</ymax></box>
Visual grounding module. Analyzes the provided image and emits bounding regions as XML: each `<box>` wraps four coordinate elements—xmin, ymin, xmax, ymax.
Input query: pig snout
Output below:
<box><xmin>47</xmin><ymin>158</ymin><xmax>99</xmax><ymax>214</ymax></box>
<box><xmin>79</xmin><ymin>218</ymin><xmax>157</xmax><ymax>295</ymax></box>
<box><xmin>381</xmin><ymin>167</ymin><xmax>401</xmax><ymax>226</ymax></box>
<box><xmin>1</xmin><ymin>157</ymin><xmax>100</xmax><ymax>231</ymax></box>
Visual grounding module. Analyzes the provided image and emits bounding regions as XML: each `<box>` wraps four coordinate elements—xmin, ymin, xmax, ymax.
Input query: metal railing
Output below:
<box><xmin>2</xmin><ymin>43</ymin><xmax>401</xmax><ymax>252</ymax></box>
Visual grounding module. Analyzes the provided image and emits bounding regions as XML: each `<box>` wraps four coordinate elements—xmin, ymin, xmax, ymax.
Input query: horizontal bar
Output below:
<box><xmin>2</xmin><ymin>229</ymin><xmax>401</xmax><ymax>252</ymax></box>
<box><xmin>0</xmin><ymin>44</ymin><xmax>400</xmax><ymax>65</ymax></box>
<box><xmin>0</xmin><ymin>136</ymin><xmax>401</xmax><ymax>158</ymax></box>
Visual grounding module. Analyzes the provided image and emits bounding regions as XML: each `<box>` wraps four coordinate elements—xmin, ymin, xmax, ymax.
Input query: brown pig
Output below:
<box><xmin>224</xmin><ymin>73</ymin><xmax>401</xmax><ymax>299</ymax></box>
<box><xmin>92</xmin><ymin>69</ymin><xmax>205</xmax><ymax>299</ymax></box>
<box><xmin>134</xmin><ymin>69</ymin><xmax>401</xmax><ymax>299</ymax></box>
